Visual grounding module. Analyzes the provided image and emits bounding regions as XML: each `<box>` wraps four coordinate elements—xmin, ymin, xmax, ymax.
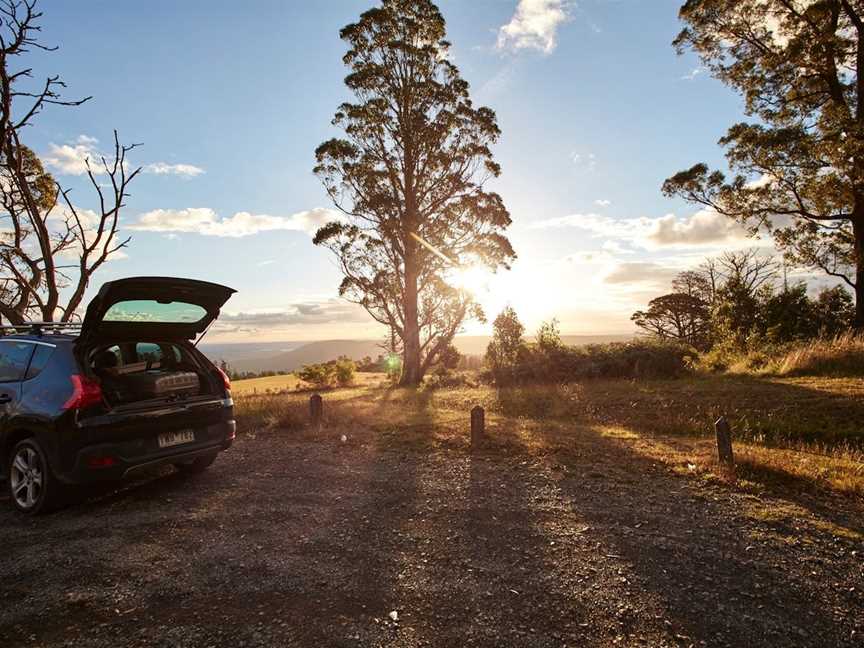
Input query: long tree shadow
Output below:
<box><xmin>492</xmin><ymin>377</ymin><xmax>864</xmax><ymax>536</ymax></box>
<box><xmin>388</xmin><ymin>451</ymin><xmax>598</xmax><ymax>646</ymax></box>
<box><xmin>522</xmin><ymin>417</ymin><xmax>863</xmax><ymax>647</ymax></box>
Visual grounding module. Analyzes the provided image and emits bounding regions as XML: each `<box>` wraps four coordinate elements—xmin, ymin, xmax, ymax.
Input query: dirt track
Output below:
<box><xmin>0</xmin><ymin>425</ymin><xmax>861</xmax><ymax>648</ymax></box>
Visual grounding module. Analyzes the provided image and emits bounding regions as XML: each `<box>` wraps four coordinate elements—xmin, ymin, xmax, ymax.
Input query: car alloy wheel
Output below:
<box><xmin>10</xmin><ymin>444</ymin><xmax>44</xmax><ymax>511</ymax></box>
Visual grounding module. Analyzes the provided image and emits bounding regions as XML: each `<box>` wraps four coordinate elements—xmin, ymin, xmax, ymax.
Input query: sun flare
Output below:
<box><xmin>450</xmin><ymin>265</ymin><xmax>492</xmax><ymax>297</ymax></box>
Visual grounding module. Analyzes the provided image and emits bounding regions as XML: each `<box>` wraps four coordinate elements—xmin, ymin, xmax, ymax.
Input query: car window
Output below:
<box><xmin>136</xmin><ymin>342</ymin><xmax>163</xmax><ymax>363</ymax></box>
<box><xmin>104</xmin><ymin>300</ymin><xmax>208</xmax><ymax>324</ymax></box>
<box><xmin>0</xmin><ymin>341</ymin><xmax>35</xmax><ymax>382</ymax></box>
<box><xmin>25</xmin><ymin>344</ymin><xmax>55</xmax><ymax>380</ymax></box>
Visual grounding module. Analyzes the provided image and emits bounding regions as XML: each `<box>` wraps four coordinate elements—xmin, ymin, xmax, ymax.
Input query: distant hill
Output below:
<box><xmin>227</xmin><ymin>339</ymin><xmax>384</xmax><ymax>373</ymax></box>
<box><xmin>220</xmin><ymin>333</ymin><xmax>635</xmax><ymax>374</ymax></box>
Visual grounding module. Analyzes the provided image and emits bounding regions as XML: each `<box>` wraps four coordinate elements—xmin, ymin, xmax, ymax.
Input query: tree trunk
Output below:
<box><xmin>855</xmin><ymin>215</ymin><xmax>864</xmax><ymax>329</ymax></box>
<box><xmin>400</xmin><ymin>254</ymin><xmax>423</xmax><ymax>385</ymax></box>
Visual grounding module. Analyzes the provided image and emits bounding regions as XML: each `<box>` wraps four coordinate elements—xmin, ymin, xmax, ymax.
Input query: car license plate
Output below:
<box><xmin>158</xmin><ymin>429</ymin><xmax>195</xmax><ymax>448</ymax></box>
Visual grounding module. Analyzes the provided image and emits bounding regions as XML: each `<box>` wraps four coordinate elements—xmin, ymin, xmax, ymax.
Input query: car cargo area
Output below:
<box><xmin>89</xmin><ymin>341</ymin><xmax>215</xmax><ymax>407</ymax></box>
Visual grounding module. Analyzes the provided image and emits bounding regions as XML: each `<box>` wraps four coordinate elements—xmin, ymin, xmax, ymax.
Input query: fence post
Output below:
<box><xmin>714</xmin><ymin>416</ymin><xmax>734</xmax><ymax>469</ymax></box>
<box><xmin>471</xmin><ymin>405</ymin><xmax>485</xmax><ymax>449</ymax></box>
<box><xmin>310</xmin><ymin>394</ymin><xmax>323</xmax><ymax>429</ymax></box>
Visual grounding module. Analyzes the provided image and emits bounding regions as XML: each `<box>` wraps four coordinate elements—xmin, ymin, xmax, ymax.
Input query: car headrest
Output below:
<box><xmin>93</xmin><ymin>350</ymin><xmax>119</xmax><ymax>370</ymax></box>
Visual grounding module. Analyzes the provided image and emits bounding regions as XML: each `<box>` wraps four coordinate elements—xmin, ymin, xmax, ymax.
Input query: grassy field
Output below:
<box><xmin>234</xmin><ymin>373</ymin><xmax>864</xmax><ymax>497</ymax></box>
<box><xmin>230</xmin><ymin>371</ymin><xmax>387</xmax><ymax>395</ymax></box>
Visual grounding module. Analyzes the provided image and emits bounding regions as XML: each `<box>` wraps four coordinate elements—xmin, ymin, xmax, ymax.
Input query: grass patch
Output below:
<box><xmin>773</xmin><ymin>333</ymin><xmax>864</xmax><ymax>377</ymax></box>
<box><xmin>232</xmin><ymin>373</ymin><xmax>864</xmax><ymax>497</ymax></box>
<box><xmin>231</xmin><ymin>371</ymin><xmax>386</xmax><ymax>395</ymax></box>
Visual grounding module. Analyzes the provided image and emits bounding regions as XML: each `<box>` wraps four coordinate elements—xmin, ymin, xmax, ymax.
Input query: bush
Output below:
<box><xmin>488</xmin><ymin>337</ymin><xmax>695</xmax><ymax>385</ymax></box>
<box><xmin>296</xmin><ymin>356</ymin><xmax>356</xmax><ymax>388</ymax></box>
<box><xmin>296</xmin><ymin>363</ymin><xmax>336</xmax><ymax>387</ymax></box>
<box><xmin>333</xmin><ymin>357</ymin><xmax>356</xmax><ymax>386</ymax></box>
<box><xmin>486</xmin><ymin>306</ymin><xmax>526</xmax><ymax>385</ymax></box>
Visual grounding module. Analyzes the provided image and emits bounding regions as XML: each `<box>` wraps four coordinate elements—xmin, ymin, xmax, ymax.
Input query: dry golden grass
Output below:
<box><xmin>233</xmin><ymin>374</ymin><xmax>864</xmax><ymax>497</ymax></box>
<box><xmin>230</xmin><ymin>371</ymin><xmax>386</xmax><ymax>395</ymax></box>
<box><xmin>773</xmin><ymin>332</ymin><xmax>864</xmax><ymax>376</ymax></box>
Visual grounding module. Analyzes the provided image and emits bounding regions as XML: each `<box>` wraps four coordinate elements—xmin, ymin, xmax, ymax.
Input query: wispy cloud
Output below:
<box><xmin>571</xmin><ymin>151</ymin><xmax>596</xmax><ymax>171</ymax></box>
<box><xmin>680</xmin><ymin>66</ymin><xmax>704</xmax><ymax>81</ymax></box>
<box><xmin>213</xmin><ymin>299</ymin><xmax>369</xmax><ymax>334</ymax></box>
<box><xmin>128</xmin><ymin>206</ymin><xmax>341</xmax><ymax>238</ymax></box>
<box><xmin>594</xmin><ymin>199</ymin><xmax>611</xmax><ymax>207</ymax></box>
<box><xmin>604</xmin><ymin>262</ymin><xmax>679</xmax><ymax>287</ymax></box>
<box><xmin>497</xmin><ymin>0</ymin><xmax>571</xmax><ymax>54</ymax></box>
<box><xmin>530</xmin><ymin>209</ymin><xmax>759</xmax><ymax>249</ymax></box>
<box><xmin>43</xmin><ymin>135</ymin><xmax>203</xmax><ymax>178</ymax></box>
<box><xmin>143</xmin><ymin>162</ymin><xmax>205</xmax><ymax>177</ymax></box>
<box><xmin>43</xmin><ymin>135</ymin><xmax>102</xmax><ymax>175</ymax></box>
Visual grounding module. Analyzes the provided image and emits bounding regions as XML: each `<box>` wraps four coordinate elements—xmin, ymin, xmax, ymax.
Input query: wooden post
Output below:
<box><xmin>471</xmin><ymin>405</ymin><xmax>485</xmax><ymax>448</ymax></box>
<box><xmin>714</xmin><ymin>416</ymin><xmax>734</xmax><ymax>468</ymax></box>
<box><xmin>310</xmin><ymin>394</ymin><xmax>323</xmax><ymax>429</ymax></box>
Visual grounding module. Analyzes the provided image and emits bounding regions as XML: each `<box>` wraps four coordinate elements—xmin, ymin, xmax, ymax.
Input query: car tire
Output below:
<box><xmin>8</xmin><ymin>438</ymin><xmax>63</xmax><ymax>514</ymax></box>
<box><xmin>174</xmin><ymin>452</ymin><xmax>218</xmax><ymax>475</ymax></box>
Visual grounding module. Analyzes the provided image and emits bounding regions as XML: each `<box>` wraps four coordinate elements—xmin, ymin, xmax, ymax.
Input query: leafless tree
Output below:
<box><xmin>0</xmin><ymin>0</ymin><xmax>139</xmax><ymax>324</ymax></box>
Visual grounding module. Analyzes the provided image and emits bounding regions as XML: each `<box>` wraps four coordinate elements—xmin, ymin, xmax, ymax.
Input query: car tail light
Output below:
<box><xmin>63</xmin><ymin>375</ymin><xmax>104</xmax><ymax>410</ymax></box>
<box><xmin>216</xmin><ymin>367</ymin><xmax>231</xmax><ymax>392</ymax></box>
<box><xmin>87</xmin><ymin>456</ymin><xmax>116</xmax><ymax>468</ymax></box>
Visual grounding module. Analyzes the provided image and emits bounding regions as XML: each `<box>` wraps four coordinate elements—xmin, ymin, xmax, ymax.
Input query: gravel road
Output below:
<box><xmin>0</xmin><ymin>427</ymin><xmax>861</xmax><ymax>647</ymax></box>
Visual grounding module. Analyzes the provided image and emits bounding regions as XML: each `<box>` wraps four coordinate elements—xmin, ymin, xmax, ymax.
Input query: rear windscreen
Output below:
<box><xmin>103</xmin><ymin>300</ymin><xmax>208</xmax><ymax>323</ymax></box>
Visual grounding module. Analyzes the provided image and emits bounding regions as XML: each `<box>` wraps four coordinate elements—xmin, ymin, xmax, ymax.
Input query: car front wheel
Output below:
<box><xmin>8</xmin><ymin>438</ymin><xmax>62</xmax><ymax>514</ymax></box>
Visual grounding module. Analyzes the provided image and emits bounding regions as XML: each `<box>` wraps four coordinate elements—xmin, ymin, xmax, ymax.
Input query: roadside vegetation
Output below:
<box><xmin>233</xmin><ymin>373</ymin><xmax>864</xmax><ymax>498</ymax></box>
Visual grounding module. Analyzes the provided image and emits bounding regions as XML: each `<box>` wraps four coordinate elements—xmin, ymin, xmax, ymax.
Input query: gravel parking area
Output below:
<box><xmin>0</xmin><ymin>426</ymin><xmax>861</xmax><ymax>648</ymax></box>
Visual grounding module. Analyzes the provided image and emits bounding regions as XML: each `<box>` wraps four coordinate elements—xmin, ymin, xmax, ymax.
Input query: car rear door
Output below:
<box><xmin>0</xmin><ymin>340</ymin><xmax>35</xmax><ymax>439</ymax></box>
<box><xmin>78</xmin><ymin>276</ymin><xmax>236</xmax><ymax>344</ymax></box>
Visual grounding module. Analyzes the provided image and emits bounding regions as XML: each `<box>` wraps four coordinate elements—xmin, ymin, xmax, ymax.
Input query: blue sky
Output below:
<box><xmin>25</xmin><ymin>0</ymin><xmax>761</xmax><ymax>341</ymax></box>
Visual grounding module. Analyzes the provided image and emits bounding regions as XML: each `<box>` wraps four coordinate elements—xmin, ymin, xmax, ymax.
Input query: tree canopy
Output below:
<box><xmin>663</xmin><ymin>0</ymin><xmax>864</xmax><ymax>327</ymax></box>
<box><xmin>313</xmin><ymin>0</ymin><xmax>515</xmax><ymax>385</ymax></box>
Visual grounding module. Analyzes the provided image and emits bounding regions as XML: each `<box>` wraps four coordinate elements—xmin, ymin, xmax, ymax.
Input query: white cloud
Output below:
<box><xmin>257</xmin><ymin>259</ymin><xmax>277</xmax><ymax>267</ymax></box>
<box><xmin>529</xmin><ymin>209</ymin><xmax>757</xmax><ymax>250</ymax></box>
<box><xmin>604</xmin><ymin>262</ymin><xmax>678</xmax><ymax>287</ymax></box>
<box><xmin>213</xmin><ymin>299</ymin><xmax>369</xmax><ymax>334</ymax></box>
<box><xmin>128</xmin><ymin>206</ymin><xmax>341</xmax><ymax>238</ymax></box>
<box><xmin>497</xmin><ymin>0</ymin><xmax>571</xmax><ymax>54</ymax></box>
<box><xmin>43</xmin><ymin>135</ymin><xmax>203</xmax><ymax>179</ymax></box>
<box><xmin>680</xmin><ymin>67</ymin><xmax>703</xmax><ymax>81</ymax></box>
<box><xmin>144</xmin><ymin>162</ymin><xmax>205</xmax><ymax>178</ymax></box>
<box><xmin>571</xmin><ymin>151</ymin><xmax>596</xmax><ymax>171</ymax></box>
<box><xmin>43</xmin><ymin>135</ymin><xmax>101</xmax><ymax>175</ymax></box>
<box><xmin>602</xmin><ymin>240</ymin><xmax>632</xmax><ymax>255</ymax></box>
<box><xmin>647</xmin><ymin>210</ymin><xmax>751</xmax><ymax>246</ymax></box>
<box><xmin>47</xmin><ymin>204</ymin><xmax>129</xmax><ymax>261</ymax></box>
<box><xmin>594</xmin><ymin>199</ymin><xmax>611</xmax><ymax>207</ymax></box>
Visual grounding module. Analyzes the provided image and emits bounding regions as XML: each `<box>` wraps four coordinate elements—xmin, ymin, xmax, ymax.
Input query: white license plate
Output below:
<box><xmin>158</xmin><ymin>429</ymin><xmax>195</xmax><ymax>448</ymax></box>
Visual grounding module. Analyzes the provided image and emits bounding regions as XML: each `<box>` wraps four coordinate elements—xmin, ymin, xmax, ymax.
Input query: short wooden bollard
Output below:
<box><xmin>470</xmin><ymin>405</ymin><xmax>485</xmax><ymax>448</ymax></box>
<box><xmin>310</xmin><ymin>394</ymin><xmax>323</xmax><ymax>429</ymax></box>
<box><xmin>714</xmin><ymin>416</ymin><xmax>734</xmax><ymax>468</ymax></box>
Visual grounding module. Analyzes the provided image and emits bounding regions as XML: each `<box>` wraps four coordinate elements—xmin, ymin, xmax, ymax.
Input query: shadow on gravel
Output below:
<box><xmin>529</xmin><ymin>422</ymin><xmax>860</xmax><ymax>647</ymax></box>
<box><xmin>405</xmin><ymin>451</ymin><xmax>594</xmax><ymax>646</ymax></box>
<box><xmin>492</xmin><ymin>379</ymin><xmax>864</xmax><ymax>539</ymax></box>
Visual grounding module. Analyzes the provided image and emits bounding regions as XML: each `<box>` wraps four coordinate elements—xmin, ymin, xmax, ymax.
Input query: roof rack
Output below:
<box><xmin>1</xmin><ymin>321</ymin><xmax>83</xmax><ymax>336</ymax></box>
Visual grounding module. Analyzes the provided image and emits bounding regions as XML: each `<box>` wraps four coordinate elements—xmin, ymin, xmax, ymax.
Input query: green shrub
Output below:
<box><xmin>334</xmin><ymin>357</ymin><xmax>356</xmax><ymax>386</ymax></box>
<box><xmin>296</xmin><ymin>363</ymin><xmax>336</xmax><ymax>387</ymax></box>
<box><xmin>490</xmin><ymin>337</ymin><xmax>695</xmax><ymax>384</ymax></box>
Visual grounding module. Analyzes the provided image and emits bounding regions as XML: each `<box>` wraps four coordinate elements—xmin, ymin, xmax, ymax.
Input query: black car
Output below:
<box><xmin>0</xmin><ymin>277</ymin><xmax>237</xmax><ymax>514</ymax></box>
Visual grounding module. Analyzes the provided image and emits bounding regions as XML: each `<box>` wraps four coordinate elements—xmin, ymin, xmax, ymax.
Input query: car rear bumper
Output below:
<box><xmin>63</xmin><ymin>419</ymin><xmax>235</xmax><ymax>483</ymax></box>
